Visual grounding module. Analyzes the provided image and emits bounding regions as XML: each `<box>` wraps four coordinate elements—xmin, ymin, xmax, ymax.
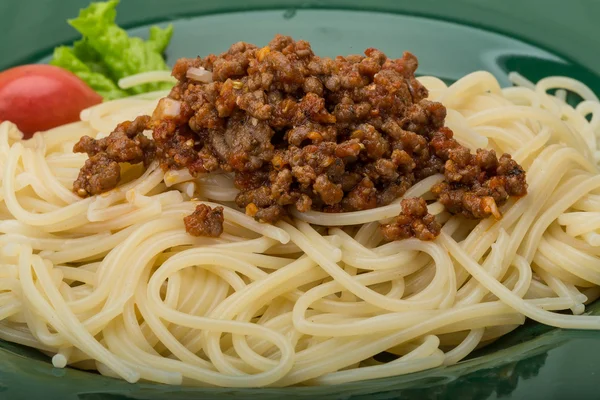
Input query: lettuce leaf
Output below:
<box><xmin>148</xmin><ymin>25</ymin><xmax>173</xmax><ymax>54</ymax></box>
<box><xmin>72</xmin><ymin>39</ymin><xmax>112</xmax><ymax>76</ymax></box>
<box><xmin>50</xmin><ymin>0</ymin><xmax>173</xmax><ymax>99</ymax></box>
<box><xmin>50</xmin><ymin>46</ymin><xmax>128</xmax><ymax>100</ymax></box>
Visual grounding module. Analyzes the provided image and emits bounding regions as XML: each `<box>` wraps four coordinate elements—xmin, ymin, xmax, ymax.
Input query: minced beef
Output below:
<box><xmin>381</xmin><ymin>198</ymin><xmax>441</xmax><ymax>241</ymax></box>
<box><xmin>430</xmin><ymin>137</ymin><xmax>527</xmax><ymax>219</ymax></box>
<box><xmin>183</xmin><ymin>204</ymin><xmax>224</xmax><ymax>237</ymax></box>
<box><xmin>73</xmin><ymin>115</ymin><xmax>154</xmax><ymax>196</ymax></box>
<box><xmin>74</xmin><ymin>154</ymin><xmax>121</xmax><ymax>197</ymax></box>
<box><xmin>73</xmin><ymin>34</ymin><xmax>528</xmax><ymax>241</ymax></box>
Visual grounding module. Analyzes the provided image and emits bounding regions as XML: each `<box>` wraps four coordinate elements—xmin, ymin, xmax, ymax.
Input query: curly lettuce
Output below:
<box><xmin>50</xmin><ymin>0</ymin><xmax>173</xmax><ymax>100</ymax></box>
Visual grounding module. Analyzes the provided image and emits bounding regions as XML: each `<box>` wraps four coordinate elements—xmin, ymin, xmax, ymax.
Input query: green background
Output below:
<box><xmin>1</xmin><ymin>0</ymin><xmax>599</xmax><ymax>74</ymax></box>
<box><xmin>1</xmin><ymin>1</ymin><xmax>600</xmax><ymax>399</ymax></box>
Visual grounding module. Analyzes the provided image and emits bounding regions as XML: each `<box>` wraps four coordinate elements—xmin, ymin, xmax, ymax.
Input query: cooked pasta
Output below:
<box><xmin>0</xmin><ymin>69</ymin><xmax>599</xmax><ymax>387</ymax></box>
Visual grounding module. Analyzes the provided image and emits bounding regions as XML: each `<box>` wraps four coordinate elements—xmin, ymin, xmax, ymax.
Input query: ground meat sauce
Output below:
<box><xmin>381</xmin><ymin>198</ymin><xmax>441</xmax><ymax>241</ymax></box>
<box><xmin>73</xmin><ymin>115</ymin><xmax>154</xmax><ymax>196</ymax></box>
<box><xmin>73</xmin><ymin>35</ymin><xmax>527</xmax><ymax>240</ymax></box>
<box><xmin>183</xmin><ymin>204</ymin><xmax>224</xmax><ymax>237</ymax></box>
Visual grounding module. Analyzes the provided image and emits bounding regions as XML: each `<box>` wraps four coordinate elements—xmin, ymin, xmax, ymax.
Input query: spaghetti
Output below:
<box><xmin>0</xmin><ymin>68</ymin><xmax>600</xmax><ymax>387</ymax></box>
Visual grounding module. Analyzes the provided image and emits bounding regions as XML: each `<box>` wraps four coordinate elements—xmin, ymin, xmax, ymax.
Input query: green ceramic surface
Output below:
<box><xmin>1</xmin><ymin>1</ymin><xmax>600</xmax><ymax>399</ymax></box>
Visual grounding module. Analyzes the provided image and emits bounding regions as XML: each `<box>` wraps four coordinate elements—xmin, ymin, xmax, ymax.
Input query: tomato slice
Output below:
<box><xmin>0</xmin><ymin>64</ymin><xmax>102</xmax><ymax>138</ymax></box>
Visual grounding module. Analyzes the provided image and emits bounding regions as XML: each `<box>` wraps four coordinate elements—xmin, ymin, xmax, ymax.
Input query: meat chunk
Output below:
<box><xmin>73</xmin><ymin>116</ymin><xmax>153</xmax><ymax>197</ymax></box>
<box><xmin>431</xmin><ymin>148</ymin><xmax>528</xmax><ymax>220</ymax></box>
<box><xmin>380</xmin><ymin>198</ymin><xmax>441</xmax><ymax>241</ymax></box>
<box><xmin>497</xmin><ymin>154</ymin><xmax>527</xmax><ymax>196</ymax></box>
<box><xmin>343</xmin><ymin>177</ymin><xmax>377</xmax><ymax>211</ymax></box>
<box><xmin>223</xmin><ymin>117</ymin><xmax>275</xmax><ymax>171</ymax></box>
<box><xmin>73</xmin><ymin>154</ymin><xmax>121</xmax><ymax>196</ymax></box>
<box><xmin>74</xmin><ymin>116</ymin><xmax>153</xmax><ymax>162</ymax></box>
<box><xmin>172</xmin><ymin>57</ymin><xmax>205</xmax><ymax>81</ymax></box>
<box><xmin>255</xmin><ymin>204</ymin><xmax>286</xmax><ymax>223</ymax></box>
<box><xmin>314</xmin><ymin>175</ymin><xmax>343</xmax><ymax>205</ymax></box>
<box><xmin>184</xmin><ymin>204</ymin><xmax>224</xmax><ymax>237</ymax></box>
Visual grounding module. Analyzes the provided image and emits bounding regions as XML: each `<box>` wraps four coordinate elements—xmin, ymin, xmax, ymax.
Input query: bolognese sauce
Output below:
<box><xmin>73</xmin><ymin>34</ymin><xmax>527</xmax><ymax>239</ymax></box>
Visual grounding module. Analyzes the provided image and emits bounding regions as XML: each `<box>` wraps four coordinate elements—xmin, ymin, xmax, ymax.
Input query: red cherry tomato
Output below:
<box><xmin>0</xmin><ymin>65</ymin><xmax>102</xmax><ymax>138</ymax></box>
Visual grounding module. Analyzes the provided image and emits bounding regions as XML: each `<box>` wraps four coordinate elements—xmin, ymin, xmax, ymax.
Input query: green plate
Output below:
<box><xmin>2</xmin><ymin>1</ymin><xmax>600</xmax><ymax>399</ymax></box>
